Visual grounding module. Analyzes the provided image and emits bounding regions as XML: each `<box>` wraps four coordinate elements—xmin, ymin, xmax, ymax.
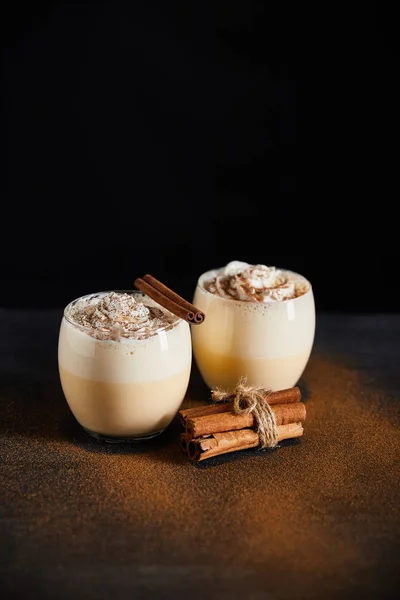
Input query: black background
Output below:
<box><xmin>2</xmin><ymin>1</ymin><xmax>398</xmax><ymax>312</ymax></box>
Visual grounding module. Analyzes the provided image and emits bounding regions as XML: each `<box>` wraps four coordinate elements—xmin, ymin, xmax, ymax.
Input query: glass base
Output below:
<box><xmin>83</xmin><ymin>427</ymin><xmax>165</xmax><ymax>443</ymax></box>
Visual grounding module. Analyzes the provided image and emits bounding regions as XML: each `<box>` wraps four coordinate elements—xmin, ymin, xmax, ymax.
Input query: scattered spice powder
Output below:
<box><xmin>1</xmin><ymin>353</ymin><xmax>400</xmax><ymax>598</ymax></box>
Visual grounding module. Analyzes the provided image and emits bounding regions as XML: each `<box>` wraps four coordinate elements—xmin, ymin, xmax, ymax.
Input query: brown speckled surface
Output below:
<box><xmin>1</xmin><ymin>310</ymin><xmax>400</xmax><ymax>600</ymax></box>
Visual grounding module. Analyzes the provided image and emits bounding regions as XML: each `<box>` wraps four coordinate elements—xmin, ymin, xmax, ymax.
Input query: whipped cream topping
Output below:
<box><xmin>66</xmin><ymin>292</ymin><xmax>176</xmax><ymax>340</ymax></box>
<box><xmin>204</xmin><ymin>261</ymin><xmax>308</xmax><ymax>302</ymax></box>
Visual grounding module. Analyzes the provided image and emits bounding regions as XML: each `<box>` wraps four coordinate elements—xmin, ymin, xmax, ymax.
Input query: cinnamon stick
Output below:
<box><xmin>212</xmin><ymin>385</ymin><xmax>301</xmax><ymax>406</ymax></box>
<box><xmin>179</xmin><ymin>386</ymin><xmax>301</xmax><ymax>425</ymax></box>
<box><xmin>185</xmin><ymin>402</ymin><xmax>306</xmax><ymax>438</ymax></box>
<box><xmin>134</xmin><ymin>274</ymin><xmax>205</xmax><ymax>324</ymax></box>
<box><xmin>187</xmin><ymin>422</ymin><xmax>304</xmax><ymax>462</ymax></box>
<box><xmin>179</xmin><ymin>401</ymin><xmax>233</xmax><ymax>425</ymax></box>
<box><xmin>179</xmin><ymin>432</ymin><xmax>192</xmax><ymax>454</ymax></box>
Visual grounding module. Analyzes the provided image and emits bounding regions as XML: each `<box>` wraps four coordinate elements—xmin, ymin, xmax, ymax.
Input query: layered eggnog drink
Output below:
<box><xmin>58</xmin><ymin>291</ymin><xmax>192</xmax><ymax>441</ymax></box>
<box><xmin>191</xmin><ymin>261</ymin><xmax>315</xmax><ymax>391</ymax></box>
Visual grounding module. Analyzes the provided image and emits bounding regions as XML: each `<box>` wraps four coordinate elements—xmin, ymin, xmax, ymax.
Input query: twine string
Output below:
<box><xmin>211</xmin><ymin>376</ymin><xmax>278</xmax><ymax>448</ymax></box>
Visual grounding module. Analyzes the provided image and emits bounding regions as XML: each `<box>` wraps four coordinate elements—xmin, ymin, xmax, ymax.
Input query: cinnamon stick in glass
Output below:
<box><xmin>185</xmin><ymin>401</ymin><xmax>306</xmax><ymax>438</ymax></box>
<box><xmin>134</xmin><ymin>274</ymin><xmax>205</xmax><ymax>324</ymax></box>
<box><xmin>187</xmin><ymin>422</ymin><xmax>304</xmax><ymax>462</ymax></box>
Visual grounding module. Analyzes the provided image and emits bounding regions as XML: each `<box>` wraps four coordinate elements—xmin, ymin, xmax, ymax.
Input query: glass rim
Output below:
<box><xmin>196</xmin><ymin>267</ymin><xmax>313</xmax><ymax>305</ymax></box>
<box><xmin>63</xmin><ymin>289</ymin><xmax>182</xmax><ymax>334</ymax></box>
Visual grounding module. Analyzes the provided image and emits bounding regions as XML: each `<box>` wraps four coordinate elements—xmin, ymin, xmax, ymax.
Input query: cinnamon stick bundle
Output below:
<box><xmin>179</xmin><ymin>386</ymin><xmax>301</xmax><ymax>425</ymax></box>
<box><xmin>179</xmin><ymin>384</ymin><xmax>306</xmax><ymax>462</ymax></box>
<box><xmin>187</xmin><ymin>423</ymin><xmax>304</xmax><ymax>462</ymax></box>
<box><xmin>185</xmin><ymin>401</ymin><xmax>306</xmax><ymax>438</ymax></box>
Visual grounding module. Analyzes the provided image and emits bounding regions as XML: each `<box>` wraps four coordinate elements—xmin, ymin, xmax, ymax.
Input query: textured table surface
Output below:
<box><xmin>1</xmin><ymin>309</ymin><xmax>400</xmax><ymax>600</ymax></box>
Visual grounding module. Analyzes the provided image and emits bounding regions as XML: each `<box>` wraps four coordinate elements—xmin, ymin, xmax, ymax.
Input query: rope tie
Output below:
<box><xmin>211</xmin><ymin>376</ymin><xmax>278</xmax><ymax>448</ymax></box>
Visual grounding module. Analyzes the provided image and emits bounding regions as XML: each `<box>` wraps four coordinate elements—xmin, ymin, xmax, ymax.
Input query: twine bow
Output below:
<box><xmin>211</xmin><ymin>376</ymin><xmax>278</xmax><ymax>448</ymax></box>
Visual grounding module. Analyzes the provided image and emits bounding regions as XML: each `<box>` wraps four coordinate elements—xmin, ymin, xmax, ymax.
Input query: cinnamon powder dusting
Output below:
<box><xmin>1</xmin><ymin>355</ymin><xmax>399</xmax><ymax>598</ymax></box>
<box><xmin>66</xmin><ymin>291</ymin><xmax>176</xmax><ymax>340</ymax></box>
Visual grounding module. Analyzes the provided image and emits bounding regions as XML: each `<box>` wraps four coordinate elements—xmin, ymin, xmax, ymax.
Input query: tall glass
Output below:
<box><xmin>191</xmin><ymin>270</ymin><xmax>315</xmax><ymax>391</ymax></box>
<box><xmin>58</xmin><ymin>291</ymin><xmax>192</xmax><ymax>442</ymax></box>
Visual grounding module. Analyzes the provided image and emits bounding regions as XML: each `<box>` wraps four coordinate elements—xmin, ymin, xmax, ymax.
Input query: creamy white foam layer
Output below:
<box><xmin>193</xmin><ymin>268</ymin><xmax>315</xmax><ymax>360</ymax></box>
<box><xmin>204</xmin><ymin>261</ymin><xmax>309</xmax><ymax>302</ymax></box>
<box><xmin>58</xmin><ymin>317</ymin><xmax>192</xmax><ymax>383</ymax></box>
<box><xmin>67</xmin><ymin>292</ymin><xmax>176</xmax><ymax>340</ymax></box>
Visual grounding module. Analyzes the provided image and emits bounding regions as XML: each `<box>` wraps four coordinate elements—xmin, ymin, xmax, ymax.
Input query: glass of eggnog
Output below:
<box><xmin>191</xmin><ymin>261</ymin><xmax>315</xmax><ymax>392</ymax></box>
<box><xmin>58</xmin><ymin>290</ymin><xmax>192</xmax><ymax>442</ymax></box>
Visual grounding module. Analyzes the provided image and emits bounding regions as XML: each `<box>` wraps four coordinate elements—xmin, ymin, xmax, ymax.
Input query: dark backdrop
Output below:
<box><xmin>2</xmin><ymin>1</ymin><xmax>398</xmax><ymax>312</ymax></box>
